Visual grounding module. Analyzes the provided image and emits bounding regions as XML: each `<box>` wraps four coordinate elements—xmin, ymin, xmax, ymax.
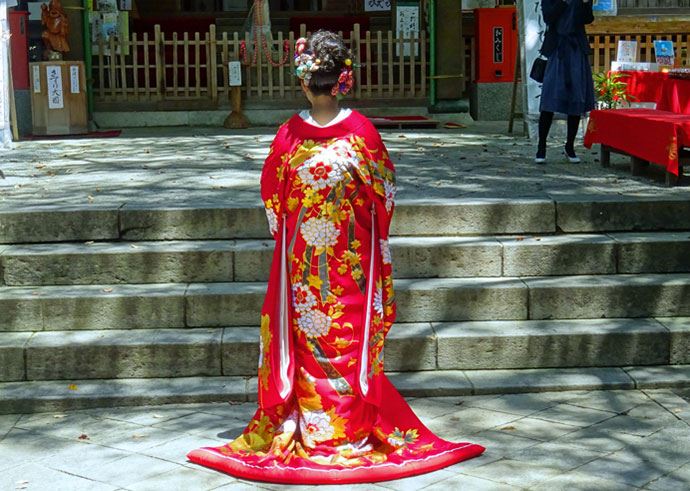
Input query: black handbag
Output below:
<box><xmin>530</xmin><ymin>57</ymin><xmax>548</xmax><ymax>83</ymax></box>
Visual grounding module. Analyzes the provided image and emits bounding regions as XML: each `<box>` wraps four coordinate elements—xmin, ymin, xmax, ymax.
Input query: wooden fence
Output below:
<box><xmin>93</xmin><ymin>24</ymin><xmax>427</xmax><ymax>105</ymax></box>
<box><xmin>93</xmin><ymin>23</ymin><xmax>689</xmax><ymax>108</ymax></box>
<box><xmin>590</xmin><ymin>32</ymin><xmax>690</xmax><ymax>73</ymax></box>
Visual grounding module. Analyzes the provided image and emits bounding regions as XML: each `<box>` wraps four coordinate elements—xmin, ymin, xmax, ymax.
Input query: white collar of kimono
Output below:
<box><xmin>299</xmin><ymin>108</ymin><xmax>352</xmax><ymax>128</ymax></box>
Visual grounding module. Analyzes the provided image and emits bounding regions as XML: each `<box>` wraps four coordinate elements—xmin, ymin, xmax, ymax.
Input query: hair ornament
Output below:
<box><xmin>294</xmin><ymin>37</ymin><xmax>320</xmax><ymax>84</ymax></box>
<box><xmin>331</xmin><ymin>65</ymin><xmax>354</xmax><ymax>97</ymax></box>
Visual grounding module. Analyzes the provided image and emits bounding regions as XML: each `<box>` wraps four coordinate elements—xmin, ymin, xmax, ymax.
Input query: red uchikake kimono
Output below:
<box><xmin>187</xmin><ymin>110</ymin><xmax>485</xmax><ymax>484</ymax></box>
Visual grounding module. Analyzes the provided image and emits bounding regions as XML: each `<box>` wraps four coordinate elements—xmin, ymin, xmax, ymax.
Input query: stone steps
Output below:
<box><xmin>2</xmin><ymin>319</ymin><xmax>688</xmax><ymax>383</ymax></box>
<box><xmin>2</xmin><ymin>364</ymin><xmax>689</xmax><ymax>415</ymax></box>
<box><xmin>3</xmin><ymin>274</ymin><xmax>690</xmax><ymax>332</ymax></box>
<box><xmin>2</xmin><ymin>232</ymin><xmax>690</xmax><ymax>286</ymax></box>
<box><xmin>2</xmin><ymin>197</ymin><xmax>690</xmax><ymax>244</ymax></box>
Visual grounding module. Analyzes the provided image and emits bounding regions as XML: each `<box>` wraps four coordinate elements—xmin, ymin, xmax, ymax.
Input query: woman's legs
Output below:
<box><xmin>565</xmin><ymin>115</ymin><xmax>581</xmax><ymax>156</ymax></box>
<box><xmin>537</xmin><ymin>111</ymin><xmax>554</xmax><ymax>160</ymax></box>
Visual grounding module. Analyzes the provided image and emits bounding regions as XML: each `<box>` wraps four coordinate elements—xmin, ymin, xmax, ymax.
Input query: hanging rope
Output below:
<box><xmin>240</xmin><ymin>0</ymin><xmax>290</xmax><ymax>68</ymax></box>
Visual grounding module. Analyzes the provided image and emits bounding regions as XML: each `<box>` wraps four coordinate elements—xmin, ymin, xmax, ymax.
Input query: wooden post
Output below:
<box><xmin>224</xmin><ymin>60</ymin><xmax>249</xmax><ymax>129</ymax></box>
<box><xmin>224</xmin><ymin>86</ymin><xmax>249</xmax><ymax>129</ymax></box>
<box><xmin>209</xmin><ymin>25</ymin><xmax>218</xmax><ymax>103</ymax></box>
<box><xmin>7</xmin><ymin>49</ymin><xmax>18</xmax><ymax>141</ymax></box>
<box><xmin>154</xmin><ymin>25</ymin><xmax>164</xmax><ymax>101</ymax></box>
<box><xmin>600</xmin><ymin>145</ymin><xmax>611</xmax><ymax>168</ymax></box>
<box><xmin>508</xmin><ymin>42</ymin><xmax>521</xmax><ymax>134</ymax></box>
<box><xmin>630</xmin><ymin>156</ymin><xmax>645</xmax><ymax>176</ymax></box>
<box><xmin>354</xmin><ymin>24</ymin><xmax>362</xmax><ymax>99</ymax></box>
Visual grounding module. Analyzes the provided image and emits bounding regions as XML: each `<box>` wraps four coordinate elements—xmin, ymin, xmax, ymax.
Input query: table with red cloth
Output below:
<box><xmin>656</xmin><ymin>77</ymin><xmax>690</xmax><ymax>114</ymax></box>
<box><xmin>616</xmin><ymin>71</ymin><xmax>670</xmax><ymax>103</ymax></box>
<box><xmin>584</xmin><ymin>108</ymin><xmax>690</xmax><ymax>176</ymax></box>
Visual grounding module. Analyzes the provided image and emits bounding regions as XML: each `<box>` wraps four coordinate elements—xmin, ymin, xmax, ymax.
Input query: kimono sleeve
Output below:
<box><xmin>260</xmin><ymin>124</ymin><xmax>290</xmax><ymax>239</ymax></box>
<box><xmin>368</xmin><ymin>132</ymin><xmax>396</xmax><ymax>247</ymax></box>
<box><xmin>358</xmin><ymin>125</ymin><xmax>397</xmax><ymax>333</ymax></box>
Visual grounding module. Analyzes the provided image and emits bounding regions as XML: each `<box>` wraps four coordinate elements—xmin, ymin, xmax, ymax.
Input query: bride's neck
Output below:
<box><xmin>309</xmin><ymin>96</ymin><xmax>340</xmax><ymax>126</ymax></box>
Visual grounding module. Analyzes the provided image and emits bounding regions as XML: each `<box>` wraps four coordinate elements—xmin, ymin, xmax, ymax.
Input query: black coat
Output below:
<box><xmin>539</xmin><ymin>0</ymin><xmax>594</xmax><ymax>57</ymax></box>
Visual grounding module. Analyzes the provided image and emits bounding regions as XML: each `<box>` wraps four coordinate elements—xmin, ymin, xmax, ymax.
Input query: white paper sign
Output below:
<box><xmin>396</xmin><ymin>5</ymin><xmax>419</xmax><ymax>57</ymax></box>
<box><xmin>33</xmin><ymin>65</ymin><xmax>41</xmax><ymax>93</ymax></box>
<box><xmin>70</xmin><ymin>65</ymin><xmax>80</xmax><ymax>93</ymax></box>
<box><xmin>364</xmin><ymin>0</ymin><xmax>391</xmax><ymax>11</ymax></box>
<box><xmin>517</xmin><ymin>0</ymin><xmax>545</xmax><ymax>140</ymax></box>
<box><xmin>0</xmin><ymin>8</ymin><xmax>9</xmax><ymax>147</ymax></box>
<box><xmin>229</xmin><ymin>61</ymin><xmax>242</xmax><ymax>87</ymax></box>
<box><xmin>46</xmin><ymin>65</ymin><xmax>64</xmax><ymax>109</ymax></box>
<box><xmin>617</xmin><ymin>41</ymin><xmax>637</xmax><ymax>63</ymax></box>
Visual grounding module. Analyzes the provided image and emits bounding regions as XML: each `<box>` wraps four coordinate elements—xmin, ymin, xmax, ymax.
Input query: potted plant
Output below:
<box><xmin>593</xmin><ymin>71</ymin><xmax>634</xmax><ymax>109</ymax></box>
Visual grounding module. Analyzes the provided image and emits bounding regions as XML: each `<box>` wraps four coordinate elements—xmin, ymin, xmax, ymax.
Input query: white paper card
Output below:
<box><xmin>33</xmin><ymin>65</ymin><xmax>41</xmax><ymax>93</ymax></box>
<box><xmin>616</xmin><ymin>41</ymin><xmax>637</xmax><ymax>63</ymax></box>
<box><xmin>229</xmin><ymin>61</ymin><xmax>242</xmax><ymax>87</ymax></box>
<box><xmin>46</xmin><ymin>65</ymin><xmax>64</xmax><ymax>109</ymax></box>
<box><xmin>365</xmin><ymin>0</ymin><xmax>391</xmax><ymax>11</ymax></box>
<box><xmin>611</xmin><ymin>61</ymin><xmax>658</xmax><ymax>72</ymax></box>
<box><xmin>70</xmin><ymin>66</ymin><xmax>80</xmax><ymax>93</ymax></box>
<box><xmin>396</xmin><ymin>6</ymin><xmax>419</xmax><ymax>57</ymax></box>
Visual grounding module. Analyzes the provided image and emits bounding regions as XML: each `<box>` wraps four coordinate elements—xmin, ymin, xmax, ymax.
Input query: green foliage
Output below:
<box><xmin>593</xmin><ymin>71</ymin><xmax>635</xmax><ymax>109</ymax></box>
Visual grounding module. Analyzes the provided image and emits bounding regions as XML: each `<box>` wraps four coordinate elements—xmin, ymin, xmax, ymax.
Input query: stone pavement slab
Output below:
<box><xmin>2</xmin><ymin>389</ymin><xmax>690</xmax><ymax>490</ymax></box>
<box><xmin>530</xmin><ymin>470</ymin><xmax>639</xmax><ymax>490</ymax></box>
<box><xmin>646</xmin><ymin>462</ymin><xmax>690</xmax><ymax>491</ymax></box>
<box><xmin>2</xmin><ymin>462</ymin><xmax>120</xmax><ymax>490</ymax></box>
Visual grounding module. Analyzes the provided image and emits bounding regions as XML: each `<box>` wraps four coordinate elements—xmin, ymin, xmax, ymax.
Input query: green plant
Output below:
<box><xmin>593</xmin><ymin>71</ymin><xmax>634</xmax><ymax>109</ymax></box>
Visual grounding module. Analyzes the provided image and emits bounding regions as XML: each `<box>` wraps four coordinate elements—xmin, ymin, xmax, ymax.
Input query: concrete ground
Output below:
<box><xmin>1</xmin><ymin>121</ymin><xmax>687</xmax><ymax>214</ymax></box>
<box><xmin>1</xmin><ymin>389</ymin><xmax>689</xmax><ymax>490</ymax></box>
<box><xmin>1</xmin><ymin>122</ymin><xmax>689</xmax><ymax>490</ymax></box>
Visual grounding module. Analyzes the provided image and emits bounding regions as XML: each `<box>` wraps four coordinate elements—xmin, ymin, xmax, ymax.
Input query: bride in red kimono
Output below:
<box><xmin>187</xmin><ymin>30</ymin><xmax>485</xmax><ymax>484</ymax></box>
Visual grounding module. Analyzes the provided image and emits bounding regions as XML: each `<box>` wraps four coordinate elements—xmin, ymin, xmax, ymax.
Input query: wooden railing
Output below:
<box><xmin>588</xmin><ymin>31</ymin><xmax>690</xmax><ymax>74</ymax></box>
<box><xmin>93</xmin><ymin>23</ymin><xmax>688</xmax><ymax>108</ymax></box>
<box><xmin>93</xmin><ymin>24</ymin><xmax>428</xmax><ymax>105</ymax></box>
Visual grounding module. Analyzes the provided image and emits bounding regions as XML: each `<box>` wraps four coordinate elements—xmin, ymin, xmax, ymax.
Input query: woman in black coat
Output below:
<box><xmin>536</xmin><ymin>0</ymin><xmax>596</xmax><ymax>164</ymax></box>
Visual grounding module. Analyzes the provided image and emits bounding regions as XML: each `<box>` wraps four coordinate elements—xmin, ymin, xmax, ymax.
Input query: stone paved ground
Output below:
<box><xmin>1</xmin><ymin>389</ymin><xmax>689</xmax><ymax>490</ymax></box>
<box><xmin>1</xmin><ymin>121</ymin><xmax>687</xmax><ymax>213</ymax></box>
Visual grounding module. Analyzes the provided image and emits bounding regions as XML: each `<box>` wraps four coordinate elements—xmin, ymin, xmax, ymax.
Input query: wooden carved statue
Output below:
<box><xmin>41</xmin><ymin>0</ymin><xmax>70</xmax><ymax>59</ymax></box>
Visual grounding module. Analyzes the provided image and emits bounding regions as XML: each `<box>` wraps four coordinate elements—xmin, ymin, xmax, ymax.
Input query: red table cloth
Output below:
<box><xmin>584</xmin><ymin>108</ymin><xmax>690</xmax><ymax>175</ymax></box>
<box><xmin>616</xmin><ymin>71</ymin><xmax>670</xmax><ymax>104</ymax></box>
<box><xmin>656</xmin><ymin>77</ymin><xmax>690</xmax><ymax>114</ymax></box>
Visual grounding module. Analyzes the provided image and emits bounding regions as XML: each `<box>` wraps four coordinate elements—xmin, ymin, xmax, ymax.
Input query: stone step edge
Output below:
<box><xmin>3</xmin><ymin>198</ymin><xmax>690</xmax><ymax>244</ymax></box>
<box><xmin>3</xmin><ymin>232</ymin><xmax>690</xmax><ymax>287</ymax></box>
<box><xmin>1</xmin><ymin>365</ymin><xmax>688</xmax><ymax>415</ymax></box>
<box><xmin>5</xmin><ymin>318</ymin><xmax>687</xmax><ymax>381</ymax></box>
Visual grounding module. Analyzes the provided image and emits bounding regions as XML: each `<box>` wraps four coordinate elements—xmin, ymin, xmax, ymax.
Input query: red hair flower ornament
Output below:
<box><xmin>332</xmin><ymin>58</ymin><xmax>354</xmax><ymax>97</ymax></box>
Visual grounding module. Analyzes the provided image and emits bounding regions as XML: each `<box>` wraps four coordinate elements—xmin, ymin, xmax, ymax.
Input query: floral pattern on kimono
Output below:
<box><xmin>187</xmin><ymin>110</ymin><xmax>485</xmax><ymax>485</ymax></box>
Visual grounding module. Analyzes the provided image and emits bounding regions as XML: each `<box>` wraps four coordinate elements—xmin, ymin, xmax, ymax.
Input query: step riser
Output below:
<box><xmin>3</xmin><ymin>199</ymin><xmax>690</xmax><ymax>244</ymax></box>
<box><xmin>4</xmin><ymin>279</ymin><xmax>690</xmax><ymax>331</ymax></box>
<box><xmin>4</xmin><ymin>235</ymin><xmax>690</xmax><ymax>286</ymax></box>
<box><xmin>3</xmin><ymin>322</ymin><xmax>687</xmax><ymax>382</ymax></box>
<box><xmin>527</xmin><ymin>283</ymin><xmax>690</xmax><ymax>320</ymax></box>
<box><xmin>3</xmin><ymin>365</ymin><xmax>690</xmax><ymax>415</ymax></box>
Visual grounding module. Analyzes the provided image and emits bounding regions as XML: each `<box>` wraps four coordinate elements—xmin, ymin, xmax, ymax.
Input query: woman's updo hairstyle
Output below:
<box><xmin>306</xmin><ymin>30</ymin><xmax>353</xmax><ymax>96</ymax></box>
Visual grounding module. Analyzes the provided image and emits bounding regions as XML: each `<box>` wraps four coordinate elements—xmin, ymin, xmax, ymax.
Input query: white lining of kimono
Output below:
<box><xmin>278</xmin><ymin>215</ymin><xmax>291</xmax><ymax>399</ymax></box>
<box><xmin>359</xmin><ymin>206</ymin><xmax>376</xmax><ymax>397</ymax></box>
